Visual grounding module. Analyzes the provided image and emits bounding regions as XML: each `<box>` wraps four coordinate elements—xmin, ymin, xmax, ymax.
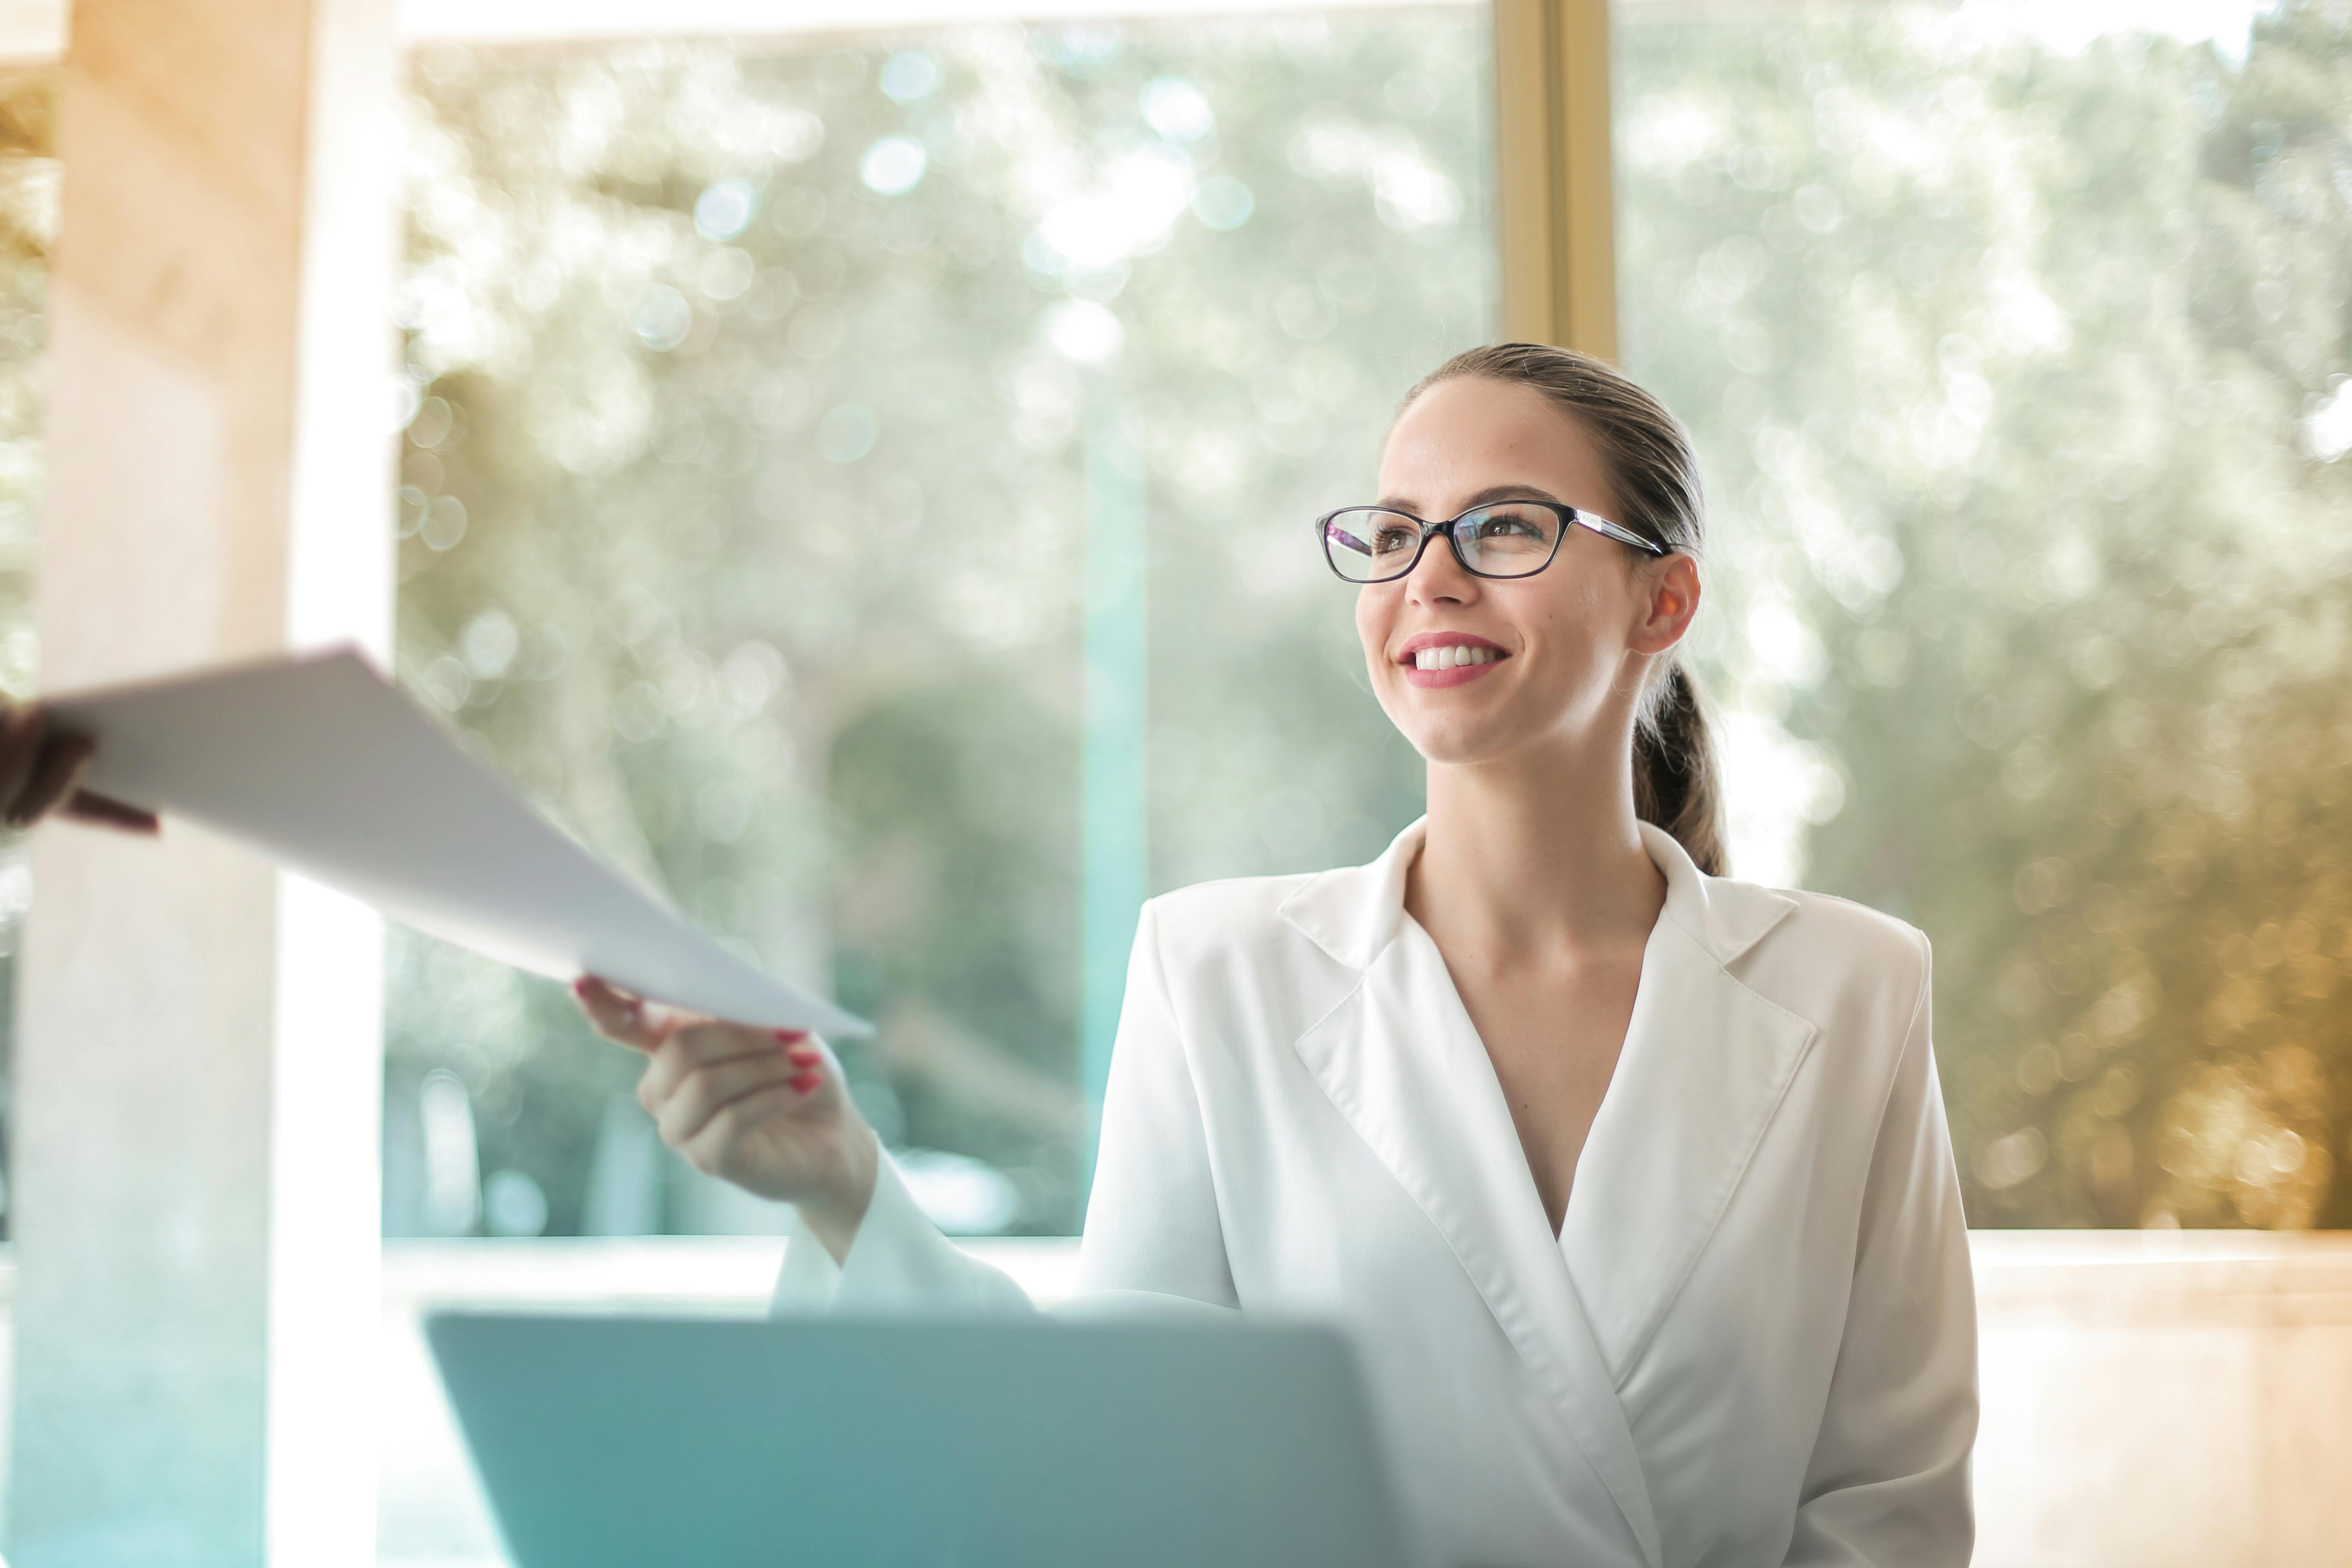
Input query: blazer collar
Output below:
<box><xmin>1281</xmin><ymin>818</ymin><xmax>1814</xmax><ymax>1568</ymax></box>
<box><xmin>1277</xmin><ymin>815</ymin><xmax>1800</xmax><ymax>971</ymax></box>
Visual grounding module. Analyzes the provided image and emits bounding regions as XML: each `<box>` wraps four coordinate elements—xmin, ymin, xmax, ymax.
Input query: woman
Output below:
<box><xmin>577</xmin><ymin>343</ymin><xmax>1977</xmax><ymax>1568</ymax></box>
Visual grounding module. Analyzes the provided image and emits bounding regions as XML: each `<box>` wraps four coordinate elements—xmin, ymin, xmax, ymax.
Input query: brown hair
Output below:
<box><xmin>1403</xmin><ymin>342</ymin><xmax>1728</xmax><ymax>876</ymax></box>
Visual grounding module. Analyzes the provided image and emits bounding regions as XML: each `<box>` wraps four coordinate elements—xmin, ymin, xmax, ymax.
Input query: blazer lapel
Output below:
<box><xmin>1561</xmin><ymin>824</ymin><xmax>1815</xmax><ymax>1381</ymax></box>
<box><xmin>1283</xmin><ymin>822</ymin><xmax>1666</xmax><ymax>1568</ymax></box>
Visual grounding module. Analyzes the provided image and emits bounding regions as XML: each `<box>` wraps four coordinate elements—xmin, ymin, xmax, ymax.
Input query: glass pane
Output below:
<box><xmin>386</xmin><ymin>13</ymin><xmax>1493</xmax><ymax>1243</ymax></box>
<box><xmin>1614</xmin><ymin>0</ymin><xmax>2351</xmax><ymax>1227</ymax></box>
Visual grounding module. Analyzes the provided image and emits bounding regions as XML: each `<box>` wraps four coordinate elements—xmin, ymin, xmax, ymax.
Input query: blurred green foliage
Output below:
<box><xmin>386</xmin><ymin>18</ymin><xmax>1489</xmax><ymax>1234</ymax></box>
<box><xmin>0</xmin><ymin>5</ymin><xmax>2345</xmax><ymax>1244</ymax></box>
<box><xmin>1618</xmin><ymin>0</ymin><xmax>2352</xmax><ymax>1227</ymax></box>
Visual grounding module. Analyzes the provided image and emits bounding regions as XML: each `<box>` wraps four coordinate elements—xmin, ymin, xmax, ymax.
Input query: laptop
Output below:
<box><xmin>426</xmin><ymin>1311</ymin><xmax>1417</xmax><ymax>1568</ymax></box>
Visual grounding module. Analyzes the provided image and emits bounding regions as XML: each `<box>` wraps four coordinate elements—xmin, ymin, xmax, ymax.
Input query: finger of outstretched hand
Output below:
<box><xmin>61</xmin><ymin>788</ymin><xmax>161</xmax><ymax>835</ymax></box>
<box><xmin>679</xmin><ymin>1081</ymin><xmax>805</xmax><ymax>1181</ymax></box>
<box><xmin>573</xmin><ymin>975</ymin><xmax>665</xmax><ymax>1051</ymax></box>
<box><xmin>638</xmin><ymin>1020</ymin><xmax>795</xmax><ymax>1106</ymax></box>
<box><xmin>0</xmin><ymin>704</ymin><xmax>46</xmax><ymax>819</ymax></box>
<box><xmin>10</xmin><ymin>732</ymin><xmax>94</xmax><ymax>829</ymax></box>
<box><xmin>651</xmin><ymin>1049</ymin><xmax>808</xmax><ymax>1149</ymax></box>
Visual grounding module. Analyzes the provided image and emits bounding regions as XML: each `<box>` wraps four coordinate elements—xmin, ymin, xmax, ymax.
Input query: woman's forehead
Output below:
<box><xmin>1378</xmin><ymin>377</ymin><xmax>1610</xmax><ymax>511</ymax></box>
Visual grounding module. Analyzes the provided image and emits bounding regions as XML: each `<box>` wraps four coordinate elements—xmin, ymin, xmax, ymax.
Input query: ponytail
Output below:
<box><xmin>1406</xmin><ymin>342</ymin><xmax>1730</xmax><ymax>878</ymax></box>
<box><xmin>1633</xmin><ymin>660</ymin><xmax>1726</xmax><ymax>876</ymax></box>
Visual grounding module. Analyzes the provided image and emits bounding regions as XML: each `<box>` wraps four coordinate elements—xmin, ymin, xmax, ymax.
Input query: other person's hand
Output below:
<box><xmin>572</xmin><ymin>975</ymin><xmax>878</xmax><ymax>1263</ymax></box>
<box><xmin>0</xmin><ymin>699</ymin><xmax>160</xmax><ymax>833</ymax></box>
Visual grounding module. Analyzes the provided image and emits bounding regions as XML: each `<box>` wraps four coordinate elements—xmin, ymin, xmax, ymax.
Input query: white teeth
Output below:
<box><xmin>1412</xmin><ymin>645</ymin><xmax>1499</xmax><ymax>670</ymax></box>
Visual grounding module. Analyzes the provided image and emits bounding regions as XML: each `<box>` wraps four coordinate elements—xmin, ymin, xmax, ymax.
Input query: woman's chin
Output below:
<box><xmin>1399</xmin><ymin>715</ymin><xmax>1523</xmax><ymax>768</ymax></box>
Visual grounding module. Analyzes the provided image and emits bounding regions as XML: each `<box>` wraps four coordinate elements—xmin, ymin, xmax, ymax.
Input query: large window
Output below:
<box><xmin>383</xmin><ymin>11</ymin><xmax>1495</xmax><ymax>1241</ymax></box>
<box><xmin>1614</xmin><ymin>0</ymin><xmax>2352</xmax><ymax>1227</ymax></box>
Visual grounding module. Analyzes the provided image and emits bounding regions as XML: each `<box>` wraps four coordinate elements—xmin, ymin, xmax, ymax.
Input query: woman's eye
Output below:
<box><xmin>1372</xmin><ymin>528</ymin><xmax>1417</xmax><ymax>554</ymax></box>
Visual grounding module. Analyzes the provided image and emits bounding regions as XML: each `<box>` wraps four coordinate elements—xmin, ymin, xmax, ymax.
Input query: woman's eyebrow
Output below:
<box><xmin>1461</xmin><ymin>484</ymin><xmax>1561</xmax><ymax>508</ymax></box>
<box><xmin>1373</xmin><ymin>484</ymin><xmax>1563</xmax><ymax>514</ymax></box>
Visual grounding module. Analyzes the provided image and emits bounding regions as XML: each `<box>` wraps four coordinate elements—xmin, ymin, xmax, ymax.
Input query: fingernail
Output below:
<box><xmin>789</xmin><ymin>1071</ymin><xmax>821</xmax><ymax>1094</ymax></box>
<box><xmin>774</xmin><ymin>1028</ymin><xmax>807</xmax><ymax>1041</ymax></box>
<box><xmin>571</xmin><ymin>976</ymin><xmax>588</xmax><ymax>995</ymax></box>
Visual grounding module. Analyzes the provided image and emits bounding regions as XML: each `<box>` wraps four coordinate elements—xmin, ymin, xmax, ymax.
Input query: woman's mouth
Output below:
<box><xmin>1399</xmin><ymin>637</ymin><xmax>1508</xmax><ymax>688</ymax></box>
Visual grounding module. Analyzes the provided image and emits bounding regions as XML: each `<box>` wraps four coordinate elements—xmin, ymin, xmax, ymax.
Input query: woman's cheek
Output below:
<box><xmin>1354</xmin><ymin>588</ymin><xmax>1393</xmax><ymax>675</ymax></box>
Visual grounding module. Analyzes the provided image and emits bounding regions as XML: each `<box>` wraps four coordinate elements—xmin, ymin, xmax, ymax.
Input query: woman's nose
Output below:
<box><xmin>1406</xmin><ymin>531</ymin><xmax>1477</xmax><ymax>603</ymax></box>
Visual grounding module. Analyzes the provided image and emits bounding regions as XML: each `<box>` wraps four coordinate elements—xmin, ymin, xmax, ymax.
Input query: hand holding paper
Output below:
<box><xmin>49</xmin><ymin>648</ymin><xmax>870</xmax><ymax>1038</ymax></box>
<box><xmin>0</xmin><ymin>697</ymin><xmax>158</xmax><ymax>833</ymax></box>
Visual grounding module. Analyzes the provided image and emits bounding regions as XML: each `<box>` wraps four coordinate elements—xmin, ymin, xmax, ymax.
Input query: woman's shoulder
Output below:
<box><xmin>1126</xmin><ymin>871</ymin><xmax>1367</xmax><ymax>1045</ymax></box>
<box><xmin>1722</xmin><ymin>877</ymin><xmax>1933</xmax><ymax>1043</ymax></box>
<box><xmin>1766</xmin><ymin>884</ymin><xmax>1930</xmax><ymax>967</ymax></box>
<box><xmin>1142</xmin><ymin>869</ymin><xmax>1327</xmax><ymax>951</ymax></box>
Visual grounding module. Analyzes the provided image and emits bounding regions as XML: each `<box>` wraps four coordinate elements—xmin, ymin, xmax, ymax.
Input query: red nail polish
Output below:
<box><xmin>789</xmin><ymin>1071</ymin><xmax>821</xmax><ymax>1094</ymax></box>
<box><xmin>774</xmin><ymin>1028</ymin><xmax>807</xmax><ymax>1041</ymax></box>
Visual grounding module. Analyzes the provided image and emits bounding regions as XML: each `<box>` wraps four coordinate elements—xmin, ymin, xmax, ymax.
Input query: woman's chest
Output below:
<box><xmin>1454</xmin><ymin>956</ymin><xmax>1644</xmax><ymax>1235</ymax></box>
<box><xmin>1191</xmin><ymin>980</ymin><xmax>1868</xmax><ymax>1409</ymax></box>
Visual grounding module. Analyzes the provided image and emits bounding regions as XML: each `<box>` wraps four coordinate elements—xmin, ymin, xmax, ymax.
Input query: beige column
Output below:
<box><xmin>6</xmin><ymin>0</ymin><xmax>397</xmax><ymax>1564</ymax></box>
<box><xmin>1493</xmin><ymin>0</ymin><xmax>1618</xmax><ymax>359</ymax></box>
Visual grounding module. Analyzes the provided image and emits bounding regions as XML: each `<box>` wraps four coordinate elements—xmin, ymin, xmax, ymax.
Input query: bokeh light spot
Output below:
<box><xmin>860</xmin><ymin>136</ymin><xmax>927</xmax><ymax>195</ymax></box>
<box><xmin>693</xmin><ymin>178</ymin><xmax>757</xmax><ymax>241</ymax></box>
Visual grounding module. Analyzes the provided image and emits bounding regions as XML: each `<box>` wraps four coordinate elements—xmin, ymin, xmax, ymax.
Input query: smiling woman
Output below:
<box><xmin>588</xmin><ymin>342</ymin><xmax>1976</xmax><ymax>1565</ymax></box>
<box><xmin>1367</xmin><ymin>343</ymin><xmax>1724</xmax><ymax>878</ymax></box>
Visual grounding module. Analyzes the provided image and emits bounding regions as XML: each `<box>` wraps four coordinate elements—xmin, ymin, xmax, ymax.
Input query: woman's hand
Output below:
<box><xmin>572</xmin><ymin>975</ymin><xmax>878</xmax><ymax>1263</ymax></box>
<box><xmin>0</xmin><ymin>700</ymin><xmax>160</xmax><ymax>833</ymax></box>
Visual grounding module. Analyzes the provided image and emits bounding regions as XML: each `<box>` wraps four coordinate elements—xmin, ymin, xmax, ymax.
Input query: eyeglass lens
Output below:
<box><xmin>1322</xmin><ymin>503</ymin><xmax>1563</xmax><ymax>583</ymax></box>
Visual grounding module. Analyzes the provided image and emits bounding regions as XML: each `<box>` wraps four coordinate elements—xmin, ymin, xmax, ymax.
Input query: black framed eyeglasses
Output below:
<box><xmin>1316</xmin><ymin>499</ymin><xmax>1665</xmax><ymax>585</ymax></box>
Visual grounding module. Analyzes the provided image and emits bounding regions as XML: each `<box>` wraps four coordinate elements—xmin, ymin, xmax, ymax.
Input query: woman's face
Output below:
<box><xmin>1356</xmin><ymin>376</ymin><xmax>1699</xmax><ymax>768</ymax></box>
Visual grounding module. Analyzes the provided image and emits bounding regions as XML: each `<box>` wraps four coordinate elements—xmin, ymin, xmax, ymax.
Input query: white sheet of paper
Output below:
<box><xmin>52</xmin><ymin>646</ymin><xmax>871</xmax><ymax>1038</ymax></box>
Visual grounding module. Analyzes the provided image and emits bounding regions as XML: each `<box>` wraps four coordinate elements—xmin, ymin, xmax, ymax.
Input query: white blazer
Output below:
<box><xmin>777</xmin><ymin>819</ymin><xmax>1978</xmax><ymax>1568</ymax></box>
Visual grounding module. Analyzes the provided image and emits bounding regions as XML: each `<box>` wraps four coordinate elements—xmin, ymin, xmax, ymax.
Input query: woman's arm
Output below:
<box><xmin>1072</xmin><ymin>901</ymin><xmax>1239</xmax><ymax>1308</ymax></box>
<box><xmin>578</xmin><ymin>899</ymin><xmax>1238</xmax><ymax>1318</ymax></box>
<box><xmin>1784</xmin><ymin>933</ymin><xmax>1978</xmax><ymax>1567</ymax></box>
<box><xmin>784</xmin><ymin>900</ymin><xmax>1239</xmax><ymax>1316</ymax></box>
<box><xmin>771</xmin><ymin>1143</ymin><xmax>1036</xmax><ymax>1314</ymax></box>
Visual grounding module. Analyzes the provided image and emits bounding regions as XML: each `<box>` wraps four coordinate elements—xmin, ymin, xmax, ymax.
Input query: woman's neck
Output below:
<box><xmin>1408</xmin><ymin>738</ymin><xmax>1667</xmax><ymax>964</ymax></box>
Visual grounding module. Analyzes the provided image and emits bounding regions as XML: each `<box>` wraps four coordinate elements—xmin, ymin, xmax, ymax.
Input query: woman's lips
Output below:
<box><xmin>1403</xmin><ymin>658</ymin><xmax>1504</xmax><ymax>689</ymax></box>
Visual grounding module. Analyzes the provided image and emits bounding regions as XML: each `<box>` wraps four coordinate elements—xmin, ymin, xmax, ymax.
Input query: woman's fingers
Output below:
<box><xmin>61</xmin><ymin>788</ymin><xmax>161</xmax><ymax>835</ymax></box>
<box><xmin>651</xmin><ymin>1046</ymin><xmax>811</xmax><ymax>1151</ymax></box>
<box><xmin>573</xmin><ymin>975</ymin><xmax>667</xmax><ymax>1052</ymax></box>
<box><xmin>637</xmin><ymin>1020</ymin><xmax>811</xmax><ymax>1111</ymax></box>
<box><xmin>9</xmin><ymin>731</ymin><xmax>94</xmax><ymax>829</ymax></box>
<box><xmin>678</xmin><ymin>1078</ymin><xmax>811</xmax><ymax>1181</ymax></box>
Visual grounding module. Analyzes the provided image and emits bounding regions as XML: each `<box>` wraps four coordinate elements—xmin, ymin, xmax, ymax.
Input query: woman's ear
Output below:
<box><xmin>1631</xmin><ymin>553</ymin><xmax>1701</xmax><ymax>655</ymax></box>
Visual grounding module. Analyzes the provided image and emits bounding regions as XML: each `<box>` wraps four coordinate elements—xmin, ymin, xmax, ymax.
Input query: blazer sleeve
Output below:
<box><xmin>771</xmin><ymin>1147</ymin><xmax>1036</xmax><ymax>1315</ymax></box>
<box><xmin>775</xmin><ymin>900</ymin><xmax>1236</xmax><ymax>1319</ymax></box>
<box><xmin>1071</xmin><ymin>899</ymin><xmax>1241</xmax><ymax>1309</ymax></box>
<box><xmin>1785</xmin><ymin>931</ymin><xmax>1978</xmax><ymax>1567</ymax></box>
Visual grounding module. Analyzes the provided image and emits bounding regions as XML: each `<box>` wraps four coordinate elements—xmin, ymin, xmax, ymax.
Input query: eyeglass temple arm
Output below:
<box><xmin>1575</xmin><ymin>510</ymin><xmax>1668</xmax><ymax>556</ymax></box>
